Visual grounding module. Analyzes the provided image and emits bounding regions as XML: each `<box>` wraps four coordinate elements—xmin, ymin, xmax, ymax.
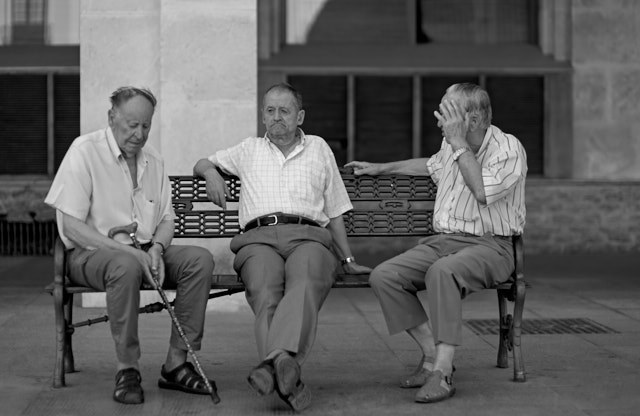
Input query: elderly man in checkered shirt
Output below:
<box><xmin>194</xmin><ymin>82</ymin><xmax>370</xmax><ymax>411</ymax></box>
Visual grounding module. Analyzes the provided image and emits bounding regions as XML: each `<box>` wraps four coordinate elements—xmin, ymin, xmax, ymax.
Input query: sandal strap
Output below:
<box><xmin>163</xmin><ymin>362</ymin><xmax>206</xmax><ymax>389</ymax></box>
<box><xmin>116</xmin><ymin>368</ymin><xmax>141</xmax><ymax>386</ymax></box>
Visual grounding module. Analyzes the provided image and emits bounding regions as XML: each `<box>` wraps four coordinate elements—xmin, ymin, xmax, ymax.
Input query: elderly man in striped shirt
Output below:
<box><xmin>194</xmin><ymin>82</ymin><xmax>370</xmax><ymax>411</ymax></box>
<box><xmin>346</xmin><ymin>82</ymin><xmax>527</xmax><ymax>404</ymax></box>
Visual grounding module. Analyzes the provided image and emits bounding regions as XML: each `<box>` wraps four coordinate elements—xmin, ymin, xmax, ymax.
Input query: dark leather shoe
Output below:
<box><xmin>247</xmin><ymin>360</ymin><xmax>275</xmax><ymax>396</ymax></box>
<box><xmin>113</xmin><ymin>368</ymin><xmax>144</xmax><ymax>405</ymax></box>
<box><xmin>273</xmin><ymin>352</ymin><xmax>311</xmax><ymax>411</ymax></box>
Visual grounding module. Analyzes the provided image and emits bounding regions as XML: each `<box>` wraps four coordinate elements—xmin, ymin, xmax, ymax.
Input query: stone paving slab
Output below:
<box><xmin>1</xmin><ymin>254</ymin><xmax>639</xmax><ymax>416</ymax></box>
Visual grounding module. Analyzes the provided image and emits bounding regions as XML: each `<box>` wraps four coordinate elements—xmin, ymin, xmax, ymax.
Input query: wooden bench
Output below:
<box><xmin>46</xmin><ymin>171</ymin><xmax>526</xmax><ymax>388</ymax></box>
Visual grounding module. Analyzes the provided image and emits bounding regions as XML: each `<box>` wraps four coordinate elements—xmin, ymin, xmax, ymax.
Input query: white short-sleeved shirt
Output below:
<box><xmin>211</xmin><ymin>131</ymin><xmax>353</xmax><ymax>228</ymax></box>
<box><xmin>426</xmin><ymin>125</ymin><xmax>527</xmax><ymax>236</ymax></box>
<box><xmin>45</xmin><ymin>127</ymin><xmax>175</xmax><ymax>249</ymax></box>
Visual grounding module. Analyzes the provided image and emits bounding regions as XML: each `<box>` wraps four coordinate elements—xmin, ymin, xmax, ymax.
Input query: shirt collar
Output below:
<box><xmin>264</xmin><ymin>128</ymin><xmax>307</xmax><ymax>146</ymax></box>
<box><xmin>477</xmin><ymin>125</ymin><xmax>494</xmax><ymax>154</ymax></box>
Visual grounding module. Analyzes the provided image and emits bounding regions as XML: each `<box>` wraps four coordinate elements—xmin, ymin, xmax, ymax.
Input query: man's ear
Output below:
<box><xmin>297</xmin><ymin>109</ymin><xmax>305</xmax><ymax>126</ymax></box>
<box><xmin>107</xmin><ymin>108</ymin><xmax>115</xmax><ymax>127</ymax></box>
<box><xmin>468</xmin><ymin>112</ymin><xmax>480</xmax><ymax>131</ymax></box>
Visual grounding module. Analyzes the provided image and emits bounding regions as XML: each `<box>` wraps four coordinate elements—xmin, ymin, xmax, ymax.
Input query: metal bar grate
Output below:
<box><xmin>0</xmin><ymin>220</ymin><xmax>57</xmax><ymax>255</ymax></box>
<box><xmin>465</xmin><ymin>318</ymin><xmax>618</xmax><ymax>335</ymax></box>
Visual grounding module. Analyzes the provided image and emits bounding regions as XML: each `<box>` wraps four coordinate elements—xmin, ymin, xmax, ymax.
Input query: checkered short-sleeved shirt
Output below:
<box><xmin>211</xmin><ymin>130</ymin><xmax>353</xmax><ymax>228</ymax></box>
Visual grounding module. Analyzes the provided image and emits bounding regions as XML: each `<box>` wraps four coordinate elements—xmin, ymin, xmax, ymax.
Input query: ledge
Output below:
<box><xmin>261</xmin><ymin>44</ymin><xmax>572</xmax><ymax>75</ymax></box>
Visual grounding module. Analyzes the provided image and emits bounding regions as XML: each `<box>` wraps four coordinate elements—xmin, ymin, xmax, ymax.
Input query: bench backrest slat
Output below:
<box><xmin>170</xmin><ymin>173</ymin><xmax>438</xmax><ymax>238</ymax></box>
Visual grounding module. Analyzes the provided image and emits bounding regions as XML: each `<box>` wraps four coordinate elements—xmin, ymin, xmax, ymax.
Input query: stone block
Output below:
<box><xmin>573</xmin><ymin>70</ymin><xmax>606</xmax><ymax>120</ymax></box>
<box><xmin>573</xmin><ymin>10</ymin><xmax>640</xmax><ymax>63</ymax></box>
<box><xmin>159</xmin><ymin>0</ymin><xmax>257</xmax><ymax>174</ymax></box>
<box><xmin>80</xmin><ymin>11</ymin><xmax>161</xmax><ymax>134</ymax></box>
<box><xmin>613</xmin><ymin>69</ymin><xmax>640</xmax><ymax>119</ymax></box>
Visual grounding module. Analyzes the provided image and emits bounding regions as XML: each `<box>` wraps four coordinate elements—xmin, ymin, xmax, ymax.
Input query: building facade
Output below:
<box><xmin>1</xmin><ymin>0</ymin><xmax>639</xmax><ymax>254</ymax></box>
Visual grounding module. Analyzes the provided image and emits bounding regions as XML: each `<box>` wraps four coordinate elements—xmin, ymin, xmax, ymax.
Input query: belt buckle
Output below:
<box><xmin>266</xmin><ymin>214</ymin><xmax>279</xmax><ymax>226</ymax></box>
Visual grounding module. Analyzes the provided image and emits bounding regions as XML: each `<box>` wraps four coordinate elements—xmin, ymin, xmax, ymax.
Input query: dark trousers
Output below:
<box><xmin>68</xmin><ymin>244</ymin><xmax>214</xmax><ymax>366</ymax></box>
<box><xmin>231</xmin><ymin>224</ymin><xmax>336</xmax><ymax>364</ymax></box>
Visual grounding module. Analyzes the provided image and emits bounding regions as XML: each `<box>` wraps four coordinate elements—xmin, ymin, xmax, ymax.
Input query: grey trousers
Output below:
<box><xmin>230</xmin><ymin>224</ymin><xmax>336</xmax><ymax>364</ymax></box>
<box><xmin>68</xmin><ymin>244</ymin><xmax>214</xmax><ymax>366</ymax></box>
<box><xmin>369</xmin><ymin>233</ymin><xmax>514</xmax><ymax>346</ymax></box>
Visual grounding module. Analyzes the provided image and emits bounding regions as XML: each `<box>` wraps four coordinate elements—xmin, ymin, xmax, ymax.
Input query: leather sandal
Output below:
<box><xmin>248</xmin><ymin>360</ymin><xmax>275</xmax><ymax>396</ymax></box>
<box><xmin>400</xmin><ymin>355</ymin><xmax>434</xmax><ymax>388</ymax></box>
<box><xmin>113</xmin><ymin>368</ymin><xmax>144</xmax><ymax>405</ymax></box>
<box><xmin>273</xmin><ymin>352</ymin><xmax>311</xmax><ymax>412</ymax></box>
<box><xmin>158</xmin><ymin>362</ymin><xmax>214</xmax><ymax>395</ymax></box>
<box><xmin>414</xmin><ymin>370</ymin><xmax>456</xmax><ymax>403</ymax></box>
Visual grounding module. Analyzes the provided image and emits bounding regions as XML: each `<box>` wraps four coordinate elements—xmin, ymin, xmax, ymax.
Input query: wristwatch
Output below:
<box><xmin>452</xmin><ymin>146</ymin><xmax>471</xmax><ymax>161</ymax></box>
<box><xmin>152</xmin><ymin>241</ymin><xmax>166</xmax><ymax>255</ymax></box>
<box><xmin>341</xmin><ymin>256</ymin><xmax>356</xmax><ymax>265</ymax></box>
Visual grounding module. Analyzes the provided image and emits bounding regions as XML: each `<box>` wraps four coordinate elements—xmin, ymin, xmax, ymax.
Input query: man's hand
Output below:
<box><xmin>344</xmin><ymin>161</ymin><xmax>383</xmax><ymax>176</ymax></box>
<box><xmin>147</xmin><ymin>244</ymin><xmax>166</xmax><ymax>288</ymax></box>
<box><xmin>127</xmin><ymin>247</ymin><xmax>159</xmax><ymax>289</ymax></box>
<box><xmin>434</xmin><ymin>99</ymin><xmax>470</xmax><ymax>149</ymax></box>
<box><xmin>203</xmin><ymin>168</ymin><xmax>229</xmax><ymax>209</ymax></box>
<box><xmin>341</xmin><ymin>261</ymin><xmax>372</xmax><ymax>275</ymax></box>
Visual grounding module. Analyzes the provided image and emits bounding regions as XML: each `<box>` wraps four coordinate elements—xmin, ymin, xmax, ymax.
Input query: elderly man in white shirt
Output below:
<box><xmin>194</xmin><ymin>82</ymin><xmax>370</xmax><ymax>412</ymax></box>
<box><xmin>45</xmin><ymin>87</ymin><xmax>215</xmax><ymax>405</ymax></box>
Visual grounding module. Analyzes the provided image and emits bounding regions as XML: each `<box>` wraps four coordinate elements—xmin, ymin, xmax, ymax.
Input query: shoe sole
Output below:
<box><xmin>247</xmin><ymin>366</ymin><xmax>275</xmax><ymax>396</ymax></box>
<box><xmin>287</xmin><ymin>383</ymin><xmax>312</xmax><ymax>412</ymax></box>
<box><xmin>415</xmin><ymin>386</ymin><xmax>456</xmax><ymax>403</ymax></box>
<box><xmin>273</xmin><ymin>354</ymin><xmax>300</xmax><ymax>395</ymax></box>
<box><xmin>158</xmin><ymin>378</ymin><xmax>212</xmax><ymax>395</ymax></box>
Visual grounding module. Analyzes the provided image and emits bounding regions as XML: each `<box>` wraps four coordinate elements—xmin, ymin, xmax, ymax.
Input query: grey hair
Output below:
<box><xmin>263</xmin><ymin>82</ymin><xmax>303</xmax><ymax>111</ymax></box>
<box><xmin>447</xmin><ymin>83</ymin><xmax>492</xmax><ymax>128</ymax></box>
<box><xmin>110</xmin><ymin>86</ymin><xmax>157</xmax><ymax>109</ymax></box>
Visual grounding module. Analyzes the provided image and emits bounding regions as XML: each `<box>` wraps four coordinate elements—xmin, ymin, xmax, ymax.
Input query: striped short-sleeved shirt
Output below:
<box><xmin>426</xmin><ymin>125</ymin><xmax>527</xmax><ymax>236</ymax></box>
<box><xmin>211</xmin><ymin>130</ymin><xmax>353</xmax><ymax>228</ymax></box>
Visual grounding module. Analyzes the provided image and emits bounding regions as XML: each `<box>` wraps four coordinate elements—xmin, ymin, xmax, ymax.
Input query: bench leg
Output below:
<box><xmin>511</xmin><ymin>281</ymin><xmax>526</xmax><ymax>382</ymax></box>
<box><xmin>63</xmin><ymin>293</ymin><xmax>76</xmax><ymax>375</ymax></box>
<box><xmin>53</xmin><ymin>282</ymin><xmax>67</xmax><ymax>387</ymax></box>
<box><xmin>496</xmin><ymin>288</ymin><xmax>510</xmax><ymax>369</ymax></box>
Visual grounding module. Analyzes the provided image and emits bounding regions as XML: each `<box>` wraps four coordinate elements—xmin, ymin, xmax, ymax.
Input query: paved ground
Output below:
<box><xmin>0</xmin><ymin>253</ymin><xmax>639</xmax><ymax>416</ymax></box>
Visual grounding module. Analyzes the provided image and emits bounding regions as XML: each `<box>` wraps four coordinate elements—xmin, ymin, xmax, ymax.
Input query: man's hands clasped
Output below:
<box><xmin>129</xmin><ymin>244</ymin><xmax>165</xmax><ymax>289</ymax></box>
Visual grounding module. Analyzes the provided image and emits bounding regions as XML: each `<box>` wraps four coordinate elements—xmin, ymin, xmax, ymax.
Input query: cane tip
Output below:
<box><xmin>210</xmin><ymin>391</ymin><xmax>221</xmax><ymax>404</ymax></box>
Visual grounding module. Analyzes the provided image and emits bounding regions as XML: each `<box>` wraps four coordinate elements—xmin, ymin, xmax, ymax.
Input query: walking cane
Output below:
<box><xmin>108</xmin><ymin>223</ymin><xmax>221</xmax><ymax>404</ymax></box>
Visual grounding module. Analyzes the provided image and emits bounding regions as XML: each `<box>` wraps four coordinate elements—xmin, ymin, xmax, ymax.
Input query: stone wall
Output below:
<box><xmin>573</xmin><ymin>0</ymin><xmax>640</xmax><ymax>179</ymax></box>
<box><xmin>525</xmin><ymin>179</ymin><xmax>640</xmax><ymax>254</ymax></box>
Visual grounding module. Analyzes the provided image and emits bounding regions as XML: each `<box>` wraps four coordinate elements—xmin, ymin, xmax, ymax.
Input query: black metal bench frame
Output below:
<box><xmin>46</xmin><ymin>172</ymin><xmax>526</xmax><ymax>388</ymax></box>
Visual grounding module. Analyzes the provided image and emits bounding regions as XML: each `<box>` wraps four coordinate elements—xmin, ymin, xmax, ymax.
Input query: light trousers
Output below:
<box><xmin>369</xmin><ymin>233</ymin><xmax>514</xmax><ymax>346</ymax></box>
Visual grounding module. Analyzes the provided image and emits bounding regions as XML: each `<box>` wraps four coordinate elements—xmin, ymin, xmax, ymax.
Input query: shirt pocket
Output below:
<box><xmin>135</xmin><ymin>197</ymin><xmax>159</xmax><ymax>240</ymax></box>
<box><xmin>290</xmin><ymin>161</ymin><xmax>326</xmax><ymax>204</ymax></box>
<box><xmin>448</xmin><ymin>190</ymin><xmax>481</xmax><ymax>222</ymax></box>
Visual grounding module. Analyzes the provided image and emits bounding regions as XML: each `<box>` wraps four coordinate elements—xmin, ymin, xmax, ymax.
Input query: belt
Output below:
<box><xmin>244</xmin><ymin>214</ymin><xmax>320</xmax><ymax>232</ymax></box>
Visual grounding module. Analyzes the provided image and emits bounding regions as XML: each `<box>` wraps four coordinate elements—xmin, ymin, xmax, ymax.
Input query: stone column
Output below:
<box><xmin>80</xmin><ymin>0</ymin><xmax>257</xmax><ymax>277</ymax></box>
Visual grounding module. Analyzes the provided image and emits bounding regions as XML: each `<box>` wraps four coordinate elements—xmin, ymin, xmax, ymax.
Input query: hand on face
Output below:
<box><xmin>433</xmin><ymin>98</ymin><xmax>470</xmax><ymax>149</ymax></box>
